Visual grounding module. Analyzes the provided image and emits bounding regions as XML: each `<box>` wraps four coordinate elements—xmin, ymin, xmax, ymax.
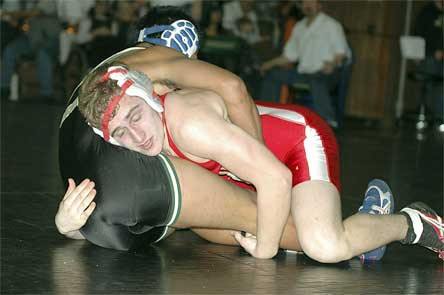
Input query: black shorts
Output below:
<box><xmin>59</xmin><ymin>100</ymin><xmax>181</xmax><ymax>251</ymax></box>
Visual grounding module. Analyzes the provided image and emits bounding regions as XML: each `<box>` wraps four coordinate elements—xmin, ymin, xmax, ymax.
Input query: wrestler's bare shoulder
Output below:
<box><xmin>165</xmin><ymin>89</ymin><xmax>228</xmax><ymax>136</ymax></box>
<box><xmin>168</xmin><ymin>89</ymin><xmax>226</xmax><ymax>117</ymax></box>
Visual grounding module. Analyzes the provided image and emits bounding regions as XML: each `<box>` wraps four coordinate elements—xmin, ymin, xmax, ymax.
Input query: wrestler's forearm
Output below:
<box><xmin>255</xmin><ymin>182</ymin><xmax>292</xmax><ymax>257</ymax></box>
<box><xmin>222</xmin><ymin>80</ymin><xmax>264</xmax><ymax>143</ymax></box>
<box><xmin>225</xmin><ymin>97</ymin><xmax>263</xmax><ymax>144</ymax></box>
<box><xmin>191</xmin><ymin>216</ymin><xmax>301</xmax><ymax>251</ymax></box>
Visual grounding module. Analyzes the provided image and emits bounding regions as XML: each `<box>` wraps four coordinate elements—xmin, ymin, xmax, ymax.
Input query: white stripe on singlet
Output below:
<box><xmin>257</xmin><ymin>104</ymin><xmax>330</xmax><ymax>182</ymax></box>
<box><xmin>257</xmin><ymin>105</ymin><xmax>306</xmax><ymax>125</ymax></box>
<box><xmin>303</xmin><ymin>125</ymin><xmax>330</xmax><ymax>182</ymax></box>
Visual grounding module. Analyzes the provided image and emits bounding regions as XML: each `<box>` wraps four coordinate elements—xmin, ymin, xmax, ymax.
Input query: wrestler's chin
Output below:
<box><xmin>139</xmin><ymin>144</ymin><xmax>162</xmax><ymax>157</ymax></box>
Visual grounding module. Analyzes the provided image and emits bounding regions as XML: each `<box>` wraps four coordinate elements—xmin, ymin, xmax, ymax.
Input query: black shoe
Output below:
<box><xmin>400</xmin><ymin>202</ymin><xmax>444</xmax><ymax>259</ymax></box>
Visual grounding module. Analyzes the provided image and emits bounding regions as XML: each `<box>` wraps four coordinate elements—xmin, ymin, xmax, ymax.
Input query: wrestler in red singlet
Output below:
<box><xmin>160</xmin><ymin>94</ymin><xmax>341</xmax><ymax>191</ymax></box>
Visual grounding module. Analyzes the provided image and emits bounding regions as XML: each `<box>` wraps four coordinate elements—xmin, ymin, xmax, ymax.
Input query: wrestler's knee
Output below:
<box><xmin>298</xmin><ymin>228</ymin><xmax>353</xmax><ymax>263</ymax></box>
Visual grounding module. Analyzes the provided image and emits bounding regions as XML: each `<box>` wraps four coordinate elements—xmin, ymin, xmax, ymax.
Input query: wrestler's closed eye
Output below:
<box><xmin>113</xmin><ymin>128</ymin><xmax>126</xmax><ymax>138</ymax></box>
<box><xmin>131</xmin><ymin>113</ymin><xmax>141</xmax><ymax>123</ymax></box>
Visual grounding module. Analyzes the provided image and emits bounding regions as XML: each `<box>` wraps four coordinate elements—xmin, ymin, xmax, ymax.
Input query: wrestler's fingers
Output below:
<box><xmin>70</xmin><ymin>181</ymin><xmax>95</xmax><ymax>210</ymax></box>
<box><xmin>64</xmin><ymin>179</ymin><xmax>94</xmax><ymax>208</ymax></box>
<box><xmin>62</xmin><ymin>178</ymin><xmax>76</xmax><ymax>201</ymax></box>
<box><xmin>76</xmin><ymin>189</ymin><xmax>96</xmax><ymax>214</ymax></box>
<box><xmin>80</xmin><ymin>202</ymin><xmax>96</xmax><ymax>223</ymax></box>
<box><xmin>233</xmin><ymin>232</ymin><xmax>257</xmax><ymax>255</ymax></box>
<box><xmin>244</xmin><ymin>232</ymin><xmax>255</xmax><ymax>238</ymax></box>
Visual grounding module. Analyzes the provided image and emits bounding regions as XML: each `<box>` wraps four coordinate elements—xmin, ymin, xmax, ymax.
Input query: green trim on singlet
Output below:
<box><xmin>153</xmin><ymin>153</ymin><xmax>181</xmax><ymax>243</ymax></box>
<box><xmin>157</xmin><ymin>152</ymin><xmax>182</xmax><ymax>227</ymax></box>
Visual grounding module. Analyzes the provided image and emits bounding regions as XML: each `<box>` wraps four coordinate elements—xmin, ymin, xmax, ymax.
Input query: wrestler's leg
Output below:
<box><xmin>168</xmin><ymin>156</ymin><xmax>301</xmax><ymax>251</ymax></box>
<box><xmin>291</xmin><ymin>180</ymin><xmax>408</xmax><ymax>263</ymax></box>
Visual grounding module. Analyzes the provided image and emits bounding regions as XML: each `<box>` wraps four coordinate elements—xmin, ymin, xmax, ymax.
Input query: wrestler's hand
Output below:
<box><xmin>233</xmin><ymin>232</ymin><xmax>277</xmax><ymax>259</ymax></box>
<box><xmin>55</xmin><ymin>178</ymin><xmax>96</xmax><ymax>235</ymax></box>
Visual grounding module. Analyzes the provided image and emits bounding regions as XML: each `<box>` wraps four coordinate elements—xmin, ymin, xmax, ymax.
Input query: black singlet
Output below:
<box><xmin>58</xmin><ymin>48</ymin><xmax>181</xmax><ymax>250</ymax></box>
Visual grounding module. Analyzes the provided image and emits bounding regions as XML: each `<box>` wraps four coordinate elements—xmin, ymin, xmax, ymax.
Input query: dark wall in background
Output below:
<box><xmin>324</xmin><ymin>0</ymin><xmax>426</xmax><ymax>120</ymax></box>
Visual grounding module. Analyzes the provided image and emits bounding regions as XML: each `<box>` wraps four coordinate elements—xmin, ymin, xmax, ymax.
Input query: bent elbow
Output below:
<box><xmin>270</xmin><ymin>166</ymin><xmax>292</xmax><ymax>191</ymax></box>
<box><xmin>220</xmin><ymin>75</ymin><xmax>250</xmax><ymax>105</ymax></box>
<box><xmin>280</xmin><ymin>167</ymin><xmax>293</xmax><ymax>189</ymax></box>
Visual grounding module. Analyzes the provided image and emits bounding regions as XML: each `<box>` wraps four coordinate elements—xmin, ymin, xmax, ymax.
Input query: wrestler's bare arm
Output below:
<box><xmin>191</xmin><ymin>220</ymin><xmax>300</xmax><ymax>251</ymax></box>
<box><xmin>120</xmin><ymin>47</ymin><xmax>263</xmax><ymax>143</ymax></box>
<box><xmin>168</xmin><ymin>91</ymin><xmax>292</xmax><ymax>259</ymax></box>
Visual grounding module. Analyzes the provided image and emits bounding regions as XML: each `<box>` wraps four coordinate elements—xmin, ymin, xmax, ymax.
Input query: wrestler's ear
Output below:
<box><xmin>127</xmin><ymin>70</ymin><xmax>152</xmax><ymax>94</ymax></box>
<box><xmin>126</xmin><ymin>70</ymin><xmax>163</xmax><ymax>113</ymax></box>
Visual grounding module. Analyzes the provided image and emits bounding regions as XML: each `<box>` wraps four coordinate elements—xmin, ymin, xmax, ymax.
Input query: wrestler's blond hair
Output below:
<box><xmin>77</xmin><ymin>62</ymin><xmax>126</xmax><ymax>129</ymax></box>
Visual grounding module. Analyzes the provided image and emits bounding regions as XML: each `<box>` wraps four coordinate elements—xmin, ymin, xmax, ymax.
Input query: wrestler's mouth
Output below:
<box><xmin>140</xmin><ymin>137</ymin><xmax>153</xmax><ymax>150</ymax></box>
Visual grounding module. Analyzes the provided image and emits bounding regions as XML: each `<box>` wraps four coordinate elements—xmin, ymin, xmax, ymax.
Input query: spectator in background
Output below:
<box><xmin>1</xmin><ymin>0</ymin><xmax>61</xmax><ymax>101</ymax></box>
<box><xmin>259</xmin><ymin>0</ymin><xmax>350</xmax><ymax>128</ymax></box>
<box><xmin>76</xmin><ymin>0</ymin><xmax>120</xmax><ymax>67</ymax></box>
<box><xmin>200</xmin><ymin>1</ymin><xmax>227</xmax><ymax>37</ymax></box>
<box><xmin>57</xmin><ymin>0</ymin><xmax>95</xmax><ymax>66</ymax></box>
<box><xmin>277</xmin><ymin>1</ymin><xmax>303</xmax><ymax>48</ymax></box>
<box><xmin>272</xmin><ymin>1</ymin><xmax>304</xmax><ymax>104</ymax></box>
<box><xmin>149</xmin><ymin>0</ymin><xmax>202</xmax><ymax>25</ymax></box>
<box><xmin>0</xmin><ymin>0</ymin><xmax>35</xmax><ymax>52</ymax></box>
<box><xmin>112</xmin><ymin>0</ymin><xmax>148</xmax><ymax>50</ymax></box>
<box><xmin>414</xmin><ymin>0</ymin><xmax>444</xmax><ymax>127</ymax></box>
<box><xmin>222</xmin><ymin>0</ymin><xmax>261</xmax><ymax>45</ymax></box>
<box><xmin>56</xmin><ymin>0</ymin><xmax>95</xmax><ymax>26</ymax></box>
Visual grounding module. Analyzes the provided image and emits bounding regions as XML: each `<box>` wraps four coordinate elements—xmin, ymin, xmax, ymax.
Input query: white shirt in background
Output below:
<box><xmin>283</xmin><ymin>12</ymin><xmax>351</xmax><ymax>74</ymax></box>
<box><xmin>149</xmin><ymin>0</ymin><xmax>194</xmax><ymax>7</ymax></box>
<box><xmin>222</xmin><ymin>0</ymin><xmax>261</xmax><ymax>44</ymax></box>
<box><xmin>56</xmin><ymin>0</ymin><xmax>95</xmax><ymax>25</ymax></box>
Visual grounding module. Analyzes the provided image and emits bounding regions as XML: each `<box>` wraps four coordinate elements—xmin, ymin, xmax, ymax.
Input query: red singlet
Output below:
<box><xmin>161</xmin><ymin>96</ymin><xmax>340</xmax><ymax>191</ymax></box>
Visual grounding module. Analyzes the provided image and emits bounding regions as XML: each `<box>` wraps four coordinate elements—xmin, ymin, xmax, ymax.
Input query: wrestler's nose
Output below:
<box><xmin>128</xmin><ymin>127</ymin><xmax>145</xmax><ymax>144</ymax></box>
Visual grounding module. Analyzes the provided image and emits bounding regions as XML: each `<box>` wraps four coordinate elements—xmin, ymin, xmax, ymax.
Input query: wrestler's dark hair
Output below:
<box><xmin>78</xmin><ymin>62</ymin><xmax>128</xmax><ymax>129</ymax></box>
<box><xmin>135</xmin><ymin>5</ymin><xmax>201</xmax><ymax>40</ymax></box>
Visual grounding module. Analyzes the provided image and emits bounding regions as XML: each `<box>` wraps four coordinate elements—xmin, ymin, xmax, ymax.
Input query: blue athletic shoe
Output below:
<box><xmin>358</xmin><ymin>179</ymin><xmax>394</xmax><ymax>261</ymax></box>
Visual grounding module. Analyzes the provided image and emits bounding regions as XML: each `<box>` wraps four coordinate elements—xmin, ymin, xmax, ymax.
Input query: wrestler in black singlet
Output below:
<box><xmin>59</xmin><ymin>7</ymin><xmax>200</xmax><ymax>250</ymax></box>
<box><xmin>59</xmin><ymin>49</ymin><xmax>181</xmax><ymax>251</ymax></box>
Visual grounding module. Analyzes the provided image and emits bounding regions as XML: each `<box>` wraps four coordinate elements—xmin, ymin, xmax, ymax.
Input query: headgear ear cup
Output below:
<box><xmin>103</xmin><ymin>66</ymin><xmax>163</xmax><ymax>112</ymax></box>
<box><xmin>90</xmin><ymin>66</ymin><xmax>164</xmax><ymax>143</ymax></box>
<box><xmin>126</xmin><ymin>70</ymin><xmax>163</xmax><ymax>112</ymax></box>
<box><xmin>138</xmin><ymin>20</ymin><xmax>199</xmax><ymax>58</ymax></box>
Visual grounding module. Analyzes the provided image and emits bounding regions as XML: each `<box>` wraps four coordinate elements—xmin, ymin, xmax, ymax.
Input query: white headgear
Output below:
<box><xmin>91</xmin><ymin>66</ymin><xmax>163</xmax><ymax>144</ymax></box>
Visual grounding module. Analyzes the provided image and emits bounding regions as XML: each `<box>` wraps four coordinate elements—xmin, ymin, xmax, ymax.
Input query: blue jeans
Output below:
<box><xmin>259</xmin><ymin>67</ymin><xmax>341</xmax><ymax>123</ymax></box>
<box><xmin>1</xmin><ymin>35</ymin><xmax>54</xmax><ymax>97</ymax></box>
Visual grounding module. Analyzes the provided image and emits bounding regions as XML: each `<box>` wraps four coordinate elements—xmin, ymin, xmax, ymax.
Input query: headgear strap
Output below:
<box><xmin>101</xmin><ymin>79</ymin><xmax>133</xmax><ymax>141</ymax></box>
<box><xmin>101</xmin><ymin>68</ymin><xmax>127</xmax><ymax>82</ymax></box>
<box><xmin>92</xmin><ymin>65</ymin><xmax>162</xmax><ymax>144</ymax></box>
